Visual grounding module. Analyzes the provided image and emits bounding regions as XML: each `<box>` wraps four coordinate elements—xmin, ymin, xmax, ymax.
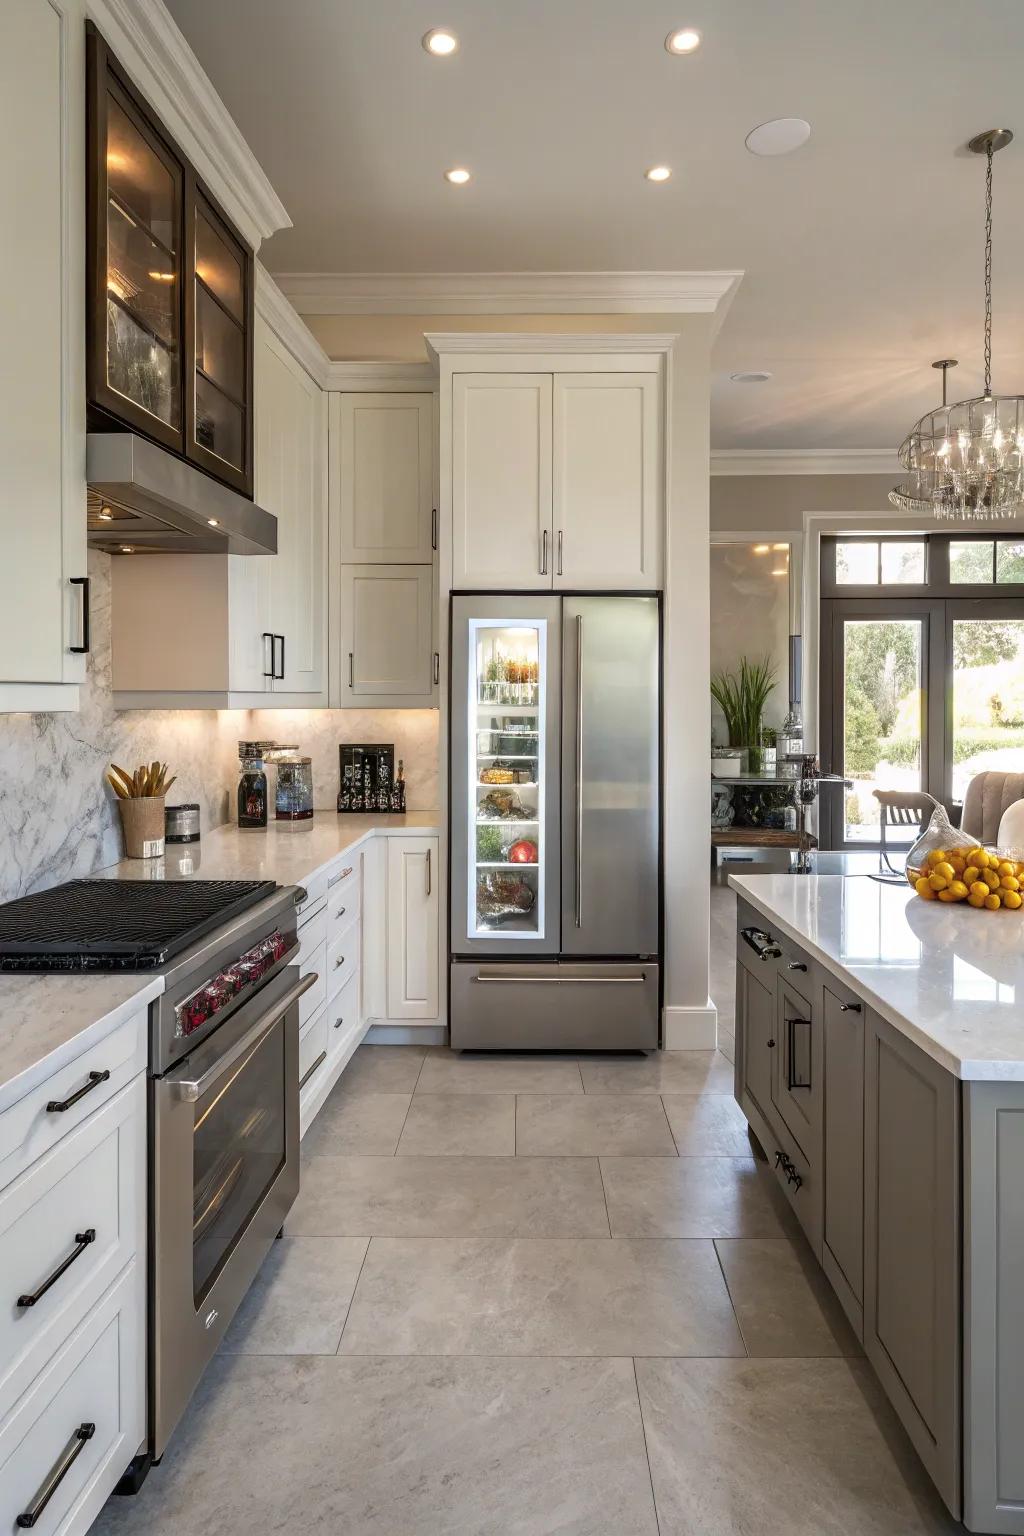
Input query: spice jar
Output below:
<box><xmin>237</xmin><ymin>742</ymin><xmax>268</xmax><ymax>829</ymax></box>
<box><xmin>274</xmin><ymin>750</ymin><xmax>314</xmax><ymax>822</ymax></box>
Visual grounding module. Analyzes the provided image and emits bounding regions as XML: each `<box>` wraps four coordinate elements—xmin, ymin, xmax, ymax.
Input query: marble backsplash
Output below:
<box><xmin>0</xmin><ymin>550</ymin><xmax>440</xmax><ymax>902</ymax></box>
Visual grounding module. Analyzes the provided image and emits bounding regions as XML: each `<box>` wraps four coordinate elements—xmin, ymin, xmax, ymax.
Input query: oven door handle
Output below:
<box><xmin>171</xmin><ymin>971</ymin><xmax>318</xmax><ymax>1103</ymax></box>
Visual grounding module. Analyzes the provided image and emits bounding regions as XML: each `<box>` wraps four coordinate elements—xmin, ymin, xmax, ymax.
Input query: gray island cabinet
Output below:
<box><xmin>733</xmin><ymin>879</ymin><xmax>1024</xmax><ymax>1535</ymax></box>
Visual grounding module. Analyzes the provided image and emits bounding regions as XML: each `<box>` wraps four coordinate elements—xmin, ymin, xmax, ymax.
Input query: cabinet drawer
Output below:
<box><xmin>771</xmin><ymin>974</ymin><xmax>819</xmax><ymax>1164</ymax></box>
<box><xmin>298</xmin><ymin>1011</ymin><xmax>328</xmax><ymax>1097</ymax></box>
<box><xmin>327</xmin><ymin>859</ymin><xmax>360</xmax><ymax>924</ymax></box>
<box><xmin>0</xmin><ymin>1010</ymin><xmax>146</xmax><ymax>1185</ymax></box>
<box><xmin>326</xmin><ymin>913</ymin><xmax>359</xmax><ymax>1002</ymax></box>
<box><xmin>326</xmin><ymin>971</ymin><xmax>361</xmax><ymax>1058</ymax></box>
<box><xmin>296</xmin><ymin>906</ymin><xmax>327</xmax><ymax>965</ymax></box>
<box><xmin>0</xmin><ymin>1075</ymin><xmax>145</xmax><ymax>1414</ymax></box>
<box><xmin>297</xmin><ymin>911</ymin><xmax>326</xmax><ymax>1027</ymax></box>
<box><xmin>822</xmin><ymin>982</ymin><xmax>865</xmax><ymax>1333</ymax></box>
<box><xmin>294</xmin><ymin>869</ymin><xmax>328</xmax><ymax>925</ymax></box>
<box><xmin>764</xmin><ymin>1119</ymin><xmax>821</xmax><ymax>1256</ymax></box>
<box><xmin>0</xmin><ymin>1261</ymin><xmax>144</xmax><ymax>1536</ymax></box>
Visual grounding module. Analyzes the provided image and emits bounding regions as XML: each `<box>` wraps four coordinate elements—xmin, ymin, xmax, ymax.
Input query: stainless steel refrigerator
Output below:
<box><xmin>449</xmin><ymin>594</ymin><xmax>661</xmax><ymax>1050</ymax></box>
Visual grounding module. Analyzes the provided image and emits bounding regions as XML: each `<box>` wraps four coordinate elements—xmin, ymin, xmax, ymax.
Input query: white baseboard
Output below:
<box><xmin>662</xmin><ymin>998</ymin><xmax>718</xmax><ymax>1050</ymax></box>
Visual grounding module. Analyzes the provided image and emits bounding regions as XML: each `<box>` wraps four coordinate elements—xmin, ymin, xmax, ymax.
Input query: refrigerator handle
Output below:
<box><xmin>575</xmin><ymin>613</ymin><xmax>583</xmax><ymax>928</ymax></box>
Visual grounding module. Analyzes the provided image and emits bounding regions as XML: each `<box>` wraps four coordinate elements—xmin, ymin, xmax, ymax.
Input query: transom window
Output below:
<box><xmin>835</xmin><ymin>539</ymin><xmax>925</xmax><ymax>585</ymax></box>
<box><xmin>823</xmin><ymin>534</ymin><xmax>1024</xmax><ymax>597</ymax></box>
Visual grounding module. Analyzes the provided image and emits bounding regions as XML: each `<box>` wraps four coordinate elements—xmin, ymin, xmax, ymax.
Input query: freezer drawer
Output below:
<box><xmin>450</xmin><ymin>960</ymin><xmax>659</xmax><ymax>1050</ymax></box>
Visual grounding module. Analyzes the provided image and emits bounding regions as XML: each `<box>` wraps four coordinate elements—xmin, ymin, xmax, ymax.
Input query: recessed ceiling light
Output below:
<box><xmin>729</xmin><ymin>370</ymin><xmax>773</xmax><ymax>383</ymax></box>
<box><xmin>207</xmin><ymin>518</ymin><xmax>219</xmax><ymax>527</ymax></box>
<box><xmin>119</xmin><ymin>545</ymin><xmax>134</xmax><ymax>554</ymax></box>
<box><xmin>423</xmin><ymin>27</ymin><xmax>458</xmax><ymax>55</ymax></box>
<box><xmin>745</xmin><ymin>118</ymin><xmax>811</xmax><ymax>157</ymax></box>
<box><xmin>98</xmin><ymin>505</ymin><xmax>113</xmax><ymax>521</ymax></box>
<box><xmin>645</xmin><ymin>165</ymin><xmax>672</xmax><ymax>182</ymax></box>
<box><xmin>665</xmin><ymin>27</ymin><xmax>701</xmax><ymax>54</ymax></box>
<box><xmin>444</xmin><ymin>167</ymin><xmax>471</xmax><ymax>184</ymax></box>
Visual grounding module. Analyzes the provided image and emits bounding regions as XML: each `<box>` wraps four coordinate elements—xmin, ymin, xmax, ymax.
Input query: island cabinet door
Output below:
<box><xmin>771</xmin><ymin>975</ymin><xmax>821</xmax><ymax>1165</ymax></box>
<box><xmin>864</xmin><ymin>1009</ymin><xmax>961</xmax><ymax>1520</ymax></box>
<box><xmin>821</xmin><ymin>982</ymin><xmax>865</xmax><ymax>1338</ymax></box>
<box><xmin>735</xmin><ymin>955</ymin><xmax>774</xmax><ymax>1130</ymax></box>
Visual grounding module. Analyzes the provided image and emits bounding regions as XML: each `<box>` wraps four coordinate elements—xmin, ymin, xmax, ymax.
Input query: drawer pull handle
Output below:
<box><xmin>766</xmin><ymin>1038</ymin><xmax>775</xmax><ymax>1048</ymax></box>
<box><xmin>774</xmin><ymin>1150</ymin><xmax>802</xmax><ymax>1189</ymax></box>
<box><xmin>334</xmin><ymin>1016</ymin><xmax>345</xmax><ymax>1030</ymax></box>
<box><xmin>299</xmin><ymin>1051</ymin><xmax>327</xmax><ymax>1090</ymax></box>
<box><xmin>17</xmin><ymin>1230</ymin><xmax>96</xmax><ymax>1309</ymax></box>
<box><xmin>335</xmin><ymin>906</ymin><xmax>347</xmax><ymax>920</ymax></box>
<box><xmin>16</xmin><ymin>1422</ymin><xmax>96</xmax><ymax>1528</ymax></box>
<box><xmin>787</xmin><ymin>961</ymin><xmax>807</xmax><ymax>972</ymax></box>
<box><xmin>740</xmin><ymin>926</ymin><xmax>781</xmax><ymax>962</ymax></box>
<box><xmin>46</xmin><ymin>1070</ymin><xmax>110</xmax><ymax>1114</ymax></box>
<box><xmin>334</xmin><ymin>955</ymin><xmax>346</xmax><ymax>969</ymax></box>
<box><xmin>839</xmin><ymin>1002</ymin><xmax>862</xmax><ymax>1013</ymax></box>
<box><xmin>328</xmin><ymin>867</ymin><xmax>354</xmax><ymax>889</ymax></box>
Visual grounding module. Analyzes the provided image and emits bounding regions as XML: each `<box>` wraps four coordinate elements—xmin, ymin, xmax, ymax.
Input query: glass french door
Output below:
<box><xmin>450</xmin><ymin>596</ymin><xmax>561</xmax><ymax>955</ymax></box>
<box><xmin>946</xmin><ymin>600</ymin><xmax>1024</xmax><ymax>807</ymax></box>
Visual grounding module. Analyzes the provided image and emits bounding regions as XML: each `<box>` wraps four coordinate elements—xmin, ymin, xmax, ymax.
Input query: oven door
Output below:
<box><xmin>151</xmin><ymin>964</ymin><xmax>314</xmax><ymax>1459</ymax></box>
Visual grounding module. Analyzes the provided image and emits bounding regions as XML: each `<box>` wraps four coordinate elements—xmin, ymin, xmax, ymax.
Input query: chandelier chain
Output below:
<box><xmin>984</xmin><ymin>143</ymin><xmax>993</xmax><ymax>396</ymax></box>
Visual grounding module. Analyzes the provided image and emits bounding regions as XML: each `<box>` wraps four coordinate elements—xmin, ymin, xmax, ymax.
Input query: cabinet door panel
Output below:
<box><xmin>386</xmin><ymin>837</ymin><xmax>440</xmax><ymax>1019</ymax></box>
<box><xmin>864</xmin><ymin>1010</ymin><xmax>960</xmax><ymax>1517</ymax></box>
<box><xmin>338</xmin><ymin>393</ymin><xmax>434</xmax><ymax>563</ymax></box>
<box><xmin>452</xmin><ymin>374</ymin><xmax>552</xmax><ymax>589</ymax></box>
<box><xmin>553</xmin><ymin>373</ymin><xmax>660</xmax><ymax>590</ymax></box>
<box><xmin>342</xmin><ymin>565</ymin><xmax>433</xmax><ymax>702</ymax></box>
<box><xmin>822</xmin><ymin>984</ymin><xmax>864</xmax><ymax>1316</ymax></box>
<box><xmin>772</xmin><ymin>975</ymin><xmax>818</xmax><ymax>1161</ymax></box>
<box><xmin>736</xmin><ymin>959</ymin><xmax>774</xmax><ymax>1124</ymax></box>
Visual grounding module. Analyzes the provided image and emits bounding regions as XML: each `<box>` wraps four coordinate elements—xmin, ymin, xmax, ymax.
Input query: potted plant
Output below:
<box><xmin>710</xmin><ymin>657</ymin><xmax>777</xmax><ymax>774</ymax></box>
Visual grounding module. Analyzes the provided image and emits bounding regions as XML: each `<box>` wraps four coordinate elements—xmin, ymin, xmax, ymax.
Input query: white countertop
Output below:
<box><xmin>730</xmin><ymin>872</ymin><xmax>1024</xmax><ymax>1081</ymax></box>
<box><xmin>0</xmin><ymin>813</ymin><xmax>438</xmax><ymax>1112</ymax></box>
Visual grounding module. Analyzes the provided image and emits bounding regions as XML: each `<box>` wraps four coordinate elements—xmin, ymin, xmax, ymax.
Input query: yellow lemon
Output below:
<box><xmin>982</xmin><ymin>867</ymin><xmax>1002</xmax><ymax>888</ymax></box>
<box><xmin>950</xmin><ymin>858</ymin><xmax>967</xmax><ymax>877</ymax></box>
<box><xmin>999</xmin><ymin>861</ymin><xmax>1016</xmax><ymax>878</ymax></box>
<box><xmin>985</xmin><ymin>892</ymin><xmax>1002</xmax><ymax>911</ymax></box>
<box><xmin>928</xmin><ymin>872</ymin><xmax>950</xmax><ymax>891</ymax></box>
<box><xmin>968</xmin><ymin>891</ymin><xmax>987</xmax><ymax>908</ymax></box>
<box><xmin>927</xmin><ymin>849</ymin><xmax>946</xmax><ymax>867</ymax></box>
<box><xmin>1001</xmin><ymin>875</ymin><xmax>1020</xmax><ymax>892</ymax></box>
<box><xmin>963</xmin><ymin>866</ymin><xmax>981</xmax><ymax>886</ymax></box>
<box><xmin>934</xmin><ymin>862</ymin><xmax>955</xmax><ymax>882</ymax></box>
<box><xmin>948</xmin><ymin>880</ymin><xmax>969</xmax><ymax>899</ymax></box>
<box><xmin>914</xmin><ymin>876</ymin><xmax>934</xmax><ymax>899</ymax></box>
<box><xmin>970</xmin><ymin>881</ymin><xmax>989</xmax><ymax>898</ymax></box>
<box><xmin>974</xmin><ymin>849</ymin><xmax>990</xmax><ymax>868</ymax></box>
<box><xmin>1005</xmin><ymin>890</ymin><xmax>1022</xmax><ymax>910</ymax></box>
<box><xmin>938</xmin><ymin>889</ymin><xmax>959</xmax><ymax>902</ymax></box>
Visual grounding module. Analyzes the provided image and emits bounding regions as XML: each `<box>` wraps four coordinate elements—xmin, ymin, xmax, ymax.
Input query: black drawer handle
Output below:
<box><xmin>785</xmin><ymin>1017</ymin><xmax>812</xmax><ymax>1091</ymax></box>
<box><xmin>766</xmin><ymin>1038</ymin><xmax>775</xmax><ymax>1048</ymax></box>
<box><xmin>17</xmin><ymin>1423</ymin><xmax>96</xmax><ymax>1528</ymax></box>
<box><xmin>299</xmin><ymin>1051</ymin><xmax>327</xmax><ymax>1090</ymax></box>
<box><xmin>741</xmin><ymin>926</ymin><xmax>781</xmax><ymax>962</ymax></box>
<box><xmin>17</xmin><ymin>1230</ymin><xmax>96</xmax><ymax>1308</ymax></box>
<box><xmin>69</xmin><ymin>576</ymin><xmax>90</xmax><ymax>654</ymax></box>
<box><xmin>839</xmin><ymin>1002</ymin><xmax>862</xmax><ymax>1013</ymax></box>
<box><xmin>333</xmin><ymin>1016</ymin><xmax>345</xmax><ymax>1030</ymax></box>
<box><xmin>46</xmin><ymin>1070</ymin><xmax>110</xmax><ymax>1113</ymax></box>
<box><xmin>787</xmin><ymin>961</ymin><xmax>807</xmax><ymax>972</ymax></box>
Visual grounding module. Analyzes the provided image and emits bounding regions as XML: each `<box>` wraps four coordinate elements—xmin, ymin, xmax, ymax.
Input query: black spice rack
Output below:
<box><xmin>337</xmin><ymin>743</ymin><xmax>406</xmax><ymax>814</ymax></box>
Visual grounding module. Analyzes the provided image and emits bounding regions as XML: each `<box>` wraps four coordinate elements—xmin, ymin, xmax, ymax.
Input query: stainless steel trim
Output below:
<box><xmin>541</xmin><ymin>528</ymin><xmax>548</xmax><ymax>575</ymax></box>
<box><xmin>299</xmin><ymin>1050</ymin><xmax>327</xmax><ymax>1089</ymax></box>
<box><xmin>574</xmin><ymin>612</ymin><xmax>583</xmax><ymax>928</ymax></box>
<box><xmin>348</xmin><ymin>651</ymin><xmax>354</xmax><ymax>687</ymax></box>
<box><xmin>172</xmin><ymin>972</ymin><xmax>317</xmax><ymax>1103</ymax></box>
<box><xmin>557</xmin><ymin>529</ymin><xmax>564</xmax><ymax>576</ymax></box>
<box><xmin>425</xmin><ymin>847</ymin><xmax>432</xmax><ymax>896</ymax></box>
<box><xmin>473</xmin><ymin>973</ymin><xmax>646</xmax><ymax>985</ymax></box>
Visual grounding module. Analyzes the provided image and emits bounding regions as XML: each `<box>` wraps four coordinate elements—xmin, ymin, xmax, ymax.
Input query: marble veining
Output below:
<box><xmin>731</xmin><ymin>872</ymin><xmax>1024</xmax><ymax>1079</ymax></box>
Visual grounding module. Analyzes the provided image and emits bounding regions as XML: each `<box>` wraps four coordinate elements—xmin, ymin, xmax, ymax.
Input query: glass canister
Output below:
<box><xmin>237</xmin><ymin>743</ymin><xmax>268</xmax><ymax>829</ymax></box>
<box><xmin>274</xmin><ymin>751</ymin><xmax>314</xmax><ymax>822</ymax></box>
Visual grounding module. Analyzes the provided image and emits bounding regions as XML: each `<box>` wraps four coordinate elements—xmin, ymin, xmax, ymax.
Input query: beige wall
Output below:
<box><xmin>710</xmin><ymin>473</ymin><xmax>896</xmax><ymax>532</ymax></box>
<box><xmin>304</xmin><ymin>312</ymin><xmax>677</xmax><ymax>360</ymax></box>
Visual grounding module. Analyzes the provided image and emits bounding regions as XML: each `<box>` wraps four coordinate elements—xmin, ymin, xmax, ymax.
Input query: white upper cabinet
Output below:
<box><xmin>339</xmin><ymin>565</ymin><xmax>434</xmax><ymax>706</ymax></box>
<box><xmin>452</xmin><ymin>374</ymin><xmax>552</xmax><ymax>590</ymax></box>
<box><xmin>336</xmin><ymin>393</ymin><xmax>434</xmax><ymax>563</ymax></box>
<box><xmin>0</xmin><ymin>0</ymin><xmax>88</xmax><ymax>710</ymax></box>
<box><xmin>552</xmin><ymin>374</ymin><xmax>660</xmax><ymax>590</ymax></box>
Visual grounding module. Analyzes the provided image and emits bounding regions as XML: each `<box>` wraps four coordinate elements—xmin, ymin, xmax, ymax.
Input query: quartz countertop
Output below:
<box><xmin>0</xmin><ymin>813</ymin><xmax>438</xmax><ymax>1114</ymax></box>
<box><xmin>729</xmin><ymin>872</ymin><xmax>1024</xmax><ymax>1080</ymax></box>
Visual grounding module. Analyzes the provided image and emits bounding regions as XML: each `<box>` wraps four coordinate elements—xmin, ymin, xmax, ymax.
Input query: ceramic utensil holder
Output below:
<box><xmin>118</xmin><ymin>796</ymin><xmax>166</xmax><ymax>859</ymax></box>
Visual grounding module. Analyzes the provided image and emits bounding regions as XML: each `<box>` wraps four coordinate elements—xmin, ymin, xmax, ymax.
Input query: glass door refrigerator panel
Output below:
<box><xmin>450</xmin><ymin>597</ymin><xmax>561</xmax><ymax>956</ymax></box>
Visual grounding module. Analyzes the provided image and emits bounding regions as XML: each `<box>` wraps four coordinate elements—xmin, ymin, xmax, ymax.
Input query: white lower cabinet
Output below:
<box><xmin>386</xmin><ymin>836</ymin><xmax>440</xmax><ymax>1020</ymax></box>
<box><xmin>337</xmin><ymin>565</ymin><xmax>435</xmax><ymax>707</ymax></box>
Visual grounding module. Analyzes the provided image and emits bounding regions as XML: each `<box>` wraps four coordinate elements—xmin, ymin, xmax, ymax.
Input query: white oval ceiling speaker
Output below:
<box><xmin>745</xmin><ymin>118</ymin><xmax>811</xmax><ymax>157</ymax></box>
<box><xmin>729</xmin><ymin>371</ymin><xmax>773</xmax><ymax>383</ymax></box>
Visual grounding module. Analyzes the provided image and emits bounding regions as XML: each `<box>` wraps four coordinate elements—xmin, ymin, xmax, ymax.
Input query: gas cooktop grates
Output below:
<box><xmin>0</xmin><ymin>879</ymin><xmax>277</xmax><ymax>971</ymax></box>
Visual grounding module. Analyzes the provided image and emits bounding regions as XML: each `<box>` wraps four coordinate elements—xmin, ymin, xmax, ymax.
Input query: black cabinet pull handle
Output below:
<box><xmin>740</xmin><ymin>926</ymin><xmax>781</xmax><ymax>962</ymax></box>
<box><xmin>787</xmin><ymin>961</ymin><xmax>807</xmax><ymax>972</ymax></box>
<box><xmin>433</xmin><ymin>651</ymin><xmax>440</xmax><ymax>686</ymax></box>
<box><xmin>774</xmin><ymin>1151</ymin><xmax>785</xmax><ymax>1168</ymax></box>
<box><xmin>69</xmin><ymin>576</ymin><xmax>90</xmax><ymax>654</ymax></box>
<box><xmin>348</xmin><ymin>651</ymin><xmax>355</xmax><ymax>688</ymax></box>
<box><xmin>16</xmin><ymin>1423</ymin><xmax>95</xmax><ymax>1528</ymax></box>
<box><xmin>46</xmin><ymin>1070</ymin><xmax>109</xmax><ymax>1114</ymax></box>
<box><xmin>334</xmin><ymin>1016</ymin><xmax>345</xmax><ymax>1030</ymax></box>
<box><xmin>766</xmin><ymin>1038</ymin><xmax>775</xmax><ymax>1048</ymax></box>
<box><xmin>788</xmin><ymin>1170</ymin><xmax>803</xmax><ymax>1191</ymax></box>
<box><xmin>431</xmin><ymin>507</ymin><xmax>438</xmax><ymax>551</ymax></box>
<box><xmin>299</xmin><ymin>1050</ymin><xmax>327</xmax><ymax>1090</ymax></box>
<box><xmin>839</xmin><ymin>1002</ymin><xmax>862</xmax><ymax>1013</ymax></box>
<box><xmin>17</xmin><ymin>1230</ymin><xmax>96</xmax><ymax>1308</ymax></box>
<box><xmin>262</xmin><ymin>631</ymin><xmax>274</xmax><ymax>679</ymax></box>
<box><xmin>273</xmin><ymin>633</ymin><xmax>285</xmax><ymax>681</ymax></box>
<box><xmin>785</xmin><ymin>1017</ymin><xmax>812</xmax><ymax>1092</ymax></box>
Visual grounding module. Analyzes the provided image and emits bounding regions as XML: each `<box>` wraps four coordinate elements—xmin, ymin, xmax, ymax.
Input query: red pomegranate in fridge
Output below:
<box><xmin>507</xmin><ymin>839</ymin><xmax>538</xmax><ymax>864</ymax></box>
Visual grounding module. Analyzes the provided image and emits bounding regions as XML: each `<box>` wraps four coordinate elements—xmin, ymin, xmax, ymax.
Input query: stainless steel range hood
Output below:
<box><xmin>87</xmin><ymin>432</ymin><xmax>277</xmax><ymax>555</ymax></box>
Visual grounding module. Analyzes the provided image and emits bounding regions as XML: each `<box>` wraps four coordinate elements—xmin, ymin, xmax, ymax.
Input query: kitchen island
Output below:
<box><xmin>730</xmin><ymin>873</ymin><xmax>1024</xmax><ymax>1536</ymax></box>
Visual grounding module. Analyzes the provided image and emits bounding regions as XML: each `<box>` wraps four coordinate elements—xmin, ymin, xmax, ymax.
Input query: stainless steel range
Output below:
<box><xmin>0</xmin><ymin>877</ymin><xmax>316</xmax><ymax>1484</ymax></box>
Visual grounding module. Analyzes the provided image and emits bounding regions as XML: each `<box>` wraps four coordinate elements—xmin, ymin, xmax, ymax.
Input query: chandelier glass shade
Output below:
<box><xmin>890</xmin><ymin>393</ymin><xmax>1024</xmax><ymax>520</ymax></box>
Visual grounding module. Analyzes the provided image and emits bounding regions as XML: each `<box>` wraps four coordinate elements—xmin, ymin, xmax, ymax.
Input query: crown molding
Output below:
<box><xmin>274</xmin><ymin>270</ymin><xmax>743</xmax><ymax>316</ymax></box>
<box><xmin>255</xmin><ymin>265</ymin><xmax>331</xmax><ymax>386</ymax></box>
<box><xmin>425</xmin><ymin>332</ymin><xmax>679</xmax><ymax>360</ymax></box>
<box><xmin>87</xmin><ymin>0</ymin><xmax>290</xmax><ymax>251</ymax></box>
<box><xmin>711</xmin><ymin>448</ymin><xmax>901</xmax><ymax>477</ymax></box>
<box><xmin>325</xmin><ymin>361</ymin><xmax>436</xmax><ymax>391</ymax></box>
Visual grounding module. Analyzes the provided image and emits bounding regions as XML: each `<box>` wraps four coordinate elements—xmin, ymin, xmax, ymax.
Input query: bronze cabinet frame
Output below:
<box><xmin>86</xmin><ymin>24</ymin><xmax>254</xmax><ymax>497</ymax></box>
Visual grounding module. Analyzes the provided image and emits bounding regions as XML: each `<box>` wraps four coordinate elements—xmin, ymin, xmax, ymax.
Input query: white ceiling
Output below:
<box><xmin>164</xmin><ymin>0</ymin><xmax>1024</xmax><ymax>450</ymax></box>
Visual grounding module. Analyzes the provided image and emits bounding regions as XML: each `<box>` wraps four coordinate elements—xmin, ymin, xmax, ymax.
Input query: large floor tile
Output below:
<box><xmin>334</xmin><ymin>1044</ymin><xmax>426</xmax><ymax>1094</ymax></box>
<box><xmin>417</xmin><ymin>1052</ymin><xmax>584</xmax><ymax>1094</ymax></box>
<box><xmin>662</xmin><ymin>1093</ymin><xmax>752</xmax><ymax>1157</ymax></box>
<box><xmin>601</xmin><ymin>1155</ymin><xmax>787</xmax><ymax>1238</ymax></box>
<box><xmin>340</xmin><ymin>1237</ymin><xmax>745</xmax><ymax>1358</ymax></box>
<box><xmin>636</xmin><ymin>1357</ymin><xmax>961</xmax><ymax>1535</ymax></box>
<box><xmin>288</xmin><ymin>1155</ymin><xmax>610</xmax><ymax>1237</ymax></box>
<box><xmin>714</xmin><ymin>1238</ymin><xmax>862</xmax><ymax>1357</ymax></box>
<box><xmin>580</xmin><ymin>1050</ymin><xmax>734</xmax><ymax>1096</ymax></box>
<box><xmin>219</xmin><ymin>1236</ymin><xmax>369</xmax><ymax>1356</ymax></box>
<box><xmin>397</xmin><ymin>1092</ymin><xmax>515</xmax><ymax>1155</ymax></box>
<box><xmin>515</xmin><ymin>1094</ymin><xmax>677</xmax><ymax>1155</ymax></box>
<box><xmin>93</xmin><ymin>1353</ymin><xmax>658</xmax><ymax>1536</ymax></box>
<box><xmin>301</xmin><ymin>1091</ymin><xmax>411</xmax><ymax>1156</ymax></box>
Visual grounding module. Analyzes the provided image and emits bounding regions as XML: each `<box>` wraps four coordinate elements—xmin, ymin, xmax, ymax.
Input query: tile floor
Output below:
<box><xmin>94</xmin><ymin>889</ymin><xmax>960</xmax><ymax>1534</ymax></box>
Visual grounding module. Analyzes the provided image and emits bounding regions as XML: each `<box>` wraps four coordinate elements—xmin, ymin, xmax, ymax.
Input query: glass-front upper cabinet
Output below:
<box><xmin>87</xmin><ymin>26</ymin><xmax>254</xmax><ymax>496</ymax></box>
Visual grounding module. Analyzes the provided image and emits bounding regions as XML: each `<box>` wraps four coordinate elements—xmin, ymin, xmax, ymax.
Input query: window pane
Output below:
<box><xmin>951</xmin><ymin>618</ymin><xmax>1024</xmax><ymax>804</ymax></box>
<box><xmin>880</xmin><ymin>541</ymin><xmax>925</xmax><ymax>583</ymax></box>
<box><xmin>996</xmin><ymin>541</ymin><xmax>1024</xmax><ymax>583</ymax></box>
<box><xmin>836</xmin><ymin>541</ymin><xmax>878</xmax><ymax>584</ymax></box>
<box><xmin>842</xmin><ymin>619</ymin><xmax>922</xmax><ymax>843</ymax></box>
<box><xmin>950</xmin><ymin>540</ymin><xmax>994</xmax><ymax>583</ymax></box>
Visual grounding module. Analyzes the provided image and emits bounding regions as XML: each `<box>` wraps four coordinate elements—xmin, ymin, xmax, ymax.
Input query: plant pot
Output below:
<box><xmin>118</xmin><ymin>796</ymin><xmax>166</xmax><ymax>858</ymax></box>
<box><xmin>747</xmin><ymin>746</ymin><xmax>763</xmax><ymax>775</ymax></box>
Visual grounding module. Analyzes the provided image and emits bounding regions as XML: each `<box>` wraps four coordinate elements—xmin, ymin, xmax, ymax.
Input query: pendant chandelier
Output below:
<box><xmin>891</xmin><ymin>129</ymin><xmax>1024</xmax><ymax>521</ymax></box>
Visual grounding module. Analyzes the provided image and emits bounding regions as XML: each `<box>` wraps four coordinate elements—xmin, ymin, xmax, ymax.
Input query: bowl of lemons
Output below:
<box><xmin>908</xmin><ymin>846</ymin><xmax>1024</xmax><ymax>911</ymax></box>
